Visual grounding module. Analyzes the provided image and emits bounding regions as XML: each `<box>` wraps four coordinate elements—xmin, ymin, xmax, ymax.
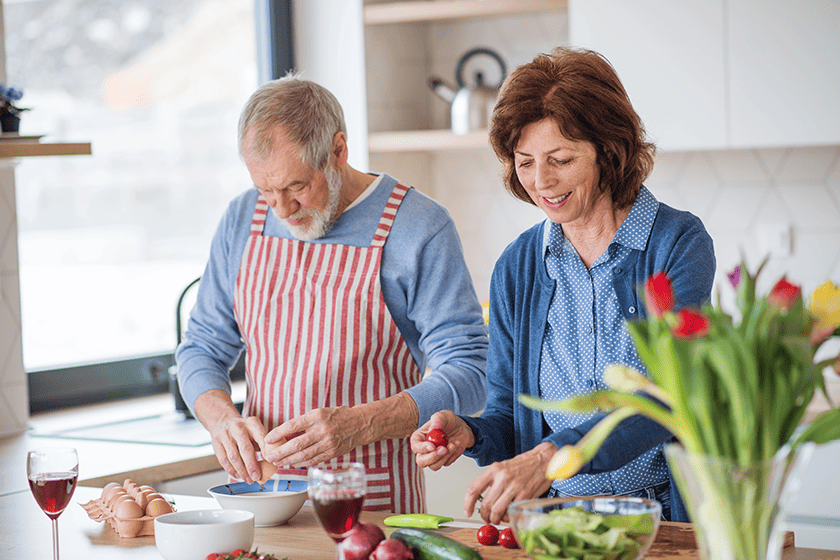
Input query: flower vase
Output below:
<box><xmin>0</xmin><ymin>112</ymin><xmax>21</xmax><ymax>133</ymax></box>
<box><xmin>664</xmin><ymin>443</ymin><xmax>814</xmax><ymax>560</ymax></box>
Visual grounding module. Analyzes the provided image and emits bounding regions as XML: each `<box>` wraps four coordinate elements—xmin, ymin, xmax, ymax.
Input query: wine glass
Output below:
<box><xmin>27</xmin><ymin>447</ymin><xmax>79</xmax><ymax>560</ymax></box>
<box><xmin>307</xmin><ymin>462</ymin><xmax>366</xmax><ymax>542</ymax></box>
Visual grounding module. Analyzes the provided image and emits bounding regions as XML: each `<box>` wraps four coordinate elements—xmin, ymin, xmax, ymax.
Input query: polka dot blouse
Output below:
<box><xmin>540</xmin><ymin>187</ymin><xmax>669</xmax><ymax>497</ymax></box>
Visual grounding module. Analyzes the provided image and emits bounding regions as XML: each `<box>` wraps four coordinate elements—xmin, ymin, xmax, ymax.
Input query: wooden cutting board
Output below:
<box><xmin>444</xmin><ymin>522</ymin><xmax>796</xmax><ymax>560</ymax></box>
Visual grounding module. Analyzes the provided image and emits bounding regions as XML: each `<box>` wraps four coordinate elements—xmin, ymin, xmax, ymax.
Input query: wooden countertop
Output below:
<box><xmin>2</xmin><ymin>486</ymin><xmax>838</xmax><ymax>560</ymax></box>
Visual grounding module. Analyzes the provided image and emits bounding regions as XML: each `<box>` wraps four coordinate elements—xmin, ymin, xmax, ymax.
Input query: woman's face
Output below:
<box><xmin>514</xmin><ymin>118</ymin><xmax>604</xmax><ymax>226</ymax></box>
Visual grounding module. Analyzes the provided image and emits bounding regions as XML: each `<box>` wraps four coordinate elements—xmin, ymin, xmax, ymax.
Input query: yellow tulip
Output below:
<box><xmin>810</xmin><ymin>281</ymin><xmax>840</xmax><ymax>340</ymax></box>
<box><xmin>546</xmin><ymin>445</ymin><xmax>584</xmax><ymax>480</ymax></box>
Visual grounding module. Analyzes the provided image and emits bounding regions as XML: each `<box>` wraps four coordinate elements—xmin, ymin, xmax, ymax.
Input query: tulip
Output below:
<box><xmin>769</xmin><ymin>277</ymin><xmax>801</xmax><ymax>311</ymax></box>
<box><xmin>809</xmin><ymin>281</ymin><xmax>840</xmax><ymax>343</ymax></box>
<box><xmin>644</xmin><ymin>272</ymin><xmax>674</xmax><ymax>317</ymax></box>
<box><xmin>546</xmin><ymin>445</ymin><xmax>584</xmax><ymax>480</ymax></box>
<box><xmin>727</xmin><ymin>266</ymin><xmax>742</xmax><ymax>288</ymax></box>
<box><xmin>602</xmin><ymin>364</ymin><xmax>672</xmax><ymax>406</ymax></box>
<box><xmin>672</xmin><ymin>308</ymin><xmax>711</xmax><ymax>339</ymax></box>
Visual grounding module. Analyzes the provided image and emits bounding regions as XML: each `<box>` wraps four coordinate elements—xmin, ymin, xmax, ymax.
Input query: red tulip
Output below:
<box><xmin>768</xmin><ymin>277</ymin><xmax>801</xmax><ymax>311</ymax></box>
<box><xmin>645</xmin><ymin>272</ymin><xmax>675</xmax><ymax>317</ymax></box>
<box><xmin>672</xmin><ymin>308</ymin><xmax>711</xmax><ymax>339</ymax></box>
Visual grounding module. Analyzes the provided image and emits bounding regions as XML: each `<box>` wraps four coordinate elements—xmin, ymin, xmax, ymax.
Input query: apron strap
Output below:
<box><xmin>371</xmin><ymin>183</ymin><xmax>411</xmax><ymax>248</ymax></box>
<box><xmin>250</xmin><ymin>195</ymin><xmax>270</xmax><ymax>236</ymax></box>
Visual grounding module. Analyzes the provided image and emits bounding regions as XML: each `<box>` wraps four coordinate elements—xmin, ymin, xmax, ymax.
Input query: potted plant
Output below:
<box><xmin>0</xmin><ymin>83</ymin><xmax>29</xmax><ymax>133</ymax></box>
<box><xmin>521</xmin><ymin>261</ymin><xmax>840</xmax><ymax>560</ymax></box>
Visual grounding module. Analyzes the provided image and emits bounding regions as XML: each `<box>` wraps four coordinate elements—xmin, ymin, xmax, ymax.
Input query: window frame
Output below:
<box><xmin>25</xmin><ymin>0</ymin><xmax>294</xmax><ymax>413</ymax></box>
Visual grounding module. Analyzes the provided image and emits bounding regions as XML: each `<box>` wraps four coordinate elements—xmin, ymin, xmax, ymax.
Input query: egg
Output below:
<box><xmin>257</xmin><ymin>459</ymin><xmax>278</xmax><ymax>485</ymax></box>
<box><xmin>133</xmin><ymin>491</ymin><xmax>150</xmax><ymax>509</ymax></box>
<box><xmin>100</xmin><ymin>483</ymin><xmax>122</xmax><ymax>503</ymax></box>
<box><xmin>114</xmin><ymin>498</ymin><xmax>144</xmax><ymax>519</ymax></box>
<box><xmin>106</xmin><ymin>488</ymin><xmax>128</xmax><ymax>507</ymax></box>
<box><xmin>138</xmin><ymin>484</ymin><xmax>156</xmax><ymax>493</ymax></box>
<box><xmin>111</xmin><ymin>494</ymin><xmax>133</xmax><ymax>510</ymax></box>
<box><xmin>144</xmin><ymin>498</ymin><xmax>173</xmax><ymax>517</ymax></box>
<box><xmin>144</xmin><ymin>492</ymin><xmax>165</xmax><ymax>503</ymax></box>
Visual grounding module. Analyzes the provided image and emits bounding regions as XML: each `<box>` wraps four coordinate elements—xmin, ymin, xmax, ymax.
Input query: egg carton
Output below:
<box><xmin>80</xmin><ymin>496</ymin><xmax>170</xmax><ymax>537</ymax></box>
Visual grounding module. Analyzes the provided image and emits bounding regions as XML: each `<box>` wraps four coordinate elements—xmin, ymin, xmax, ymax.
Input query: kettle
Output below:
<box><xmin>429</xmin><ymin>48</ymin><xmax>507</xmax><ymax>135</ymax></box>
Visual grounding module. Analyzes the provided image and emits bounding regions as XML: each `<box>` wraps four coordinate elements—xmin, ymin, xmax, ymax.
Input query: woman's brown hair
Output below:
<box><xmin>489</xmin><ymin>47</ymin><xmax>655</xmax><ymax>209</ymax></box>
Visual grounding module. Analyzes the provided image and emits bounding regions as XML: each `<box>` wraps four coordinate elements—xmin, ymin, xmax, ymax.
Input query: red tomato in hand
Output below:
<box><xmin>477</xmin><ymin>524</ymin><xmax>499</xmax><ymax>545</ymax></box>
<box><xmin>499</xmin><ymin>527</ymin><xmax>518</xmax><ymax>549</ymax></box>
<box><xmin>426</xmin><ymin>428</ymin><xmax>448</xmax><ymax>447</ymax></box>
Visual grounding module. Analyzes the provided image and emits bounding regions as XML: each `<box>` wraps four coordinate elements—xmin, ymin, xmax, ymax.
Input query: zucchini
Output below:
<box><xmin>389</xmin><ymin>527</ymin><xmax>483</xmax><ymax>560</ymax></box>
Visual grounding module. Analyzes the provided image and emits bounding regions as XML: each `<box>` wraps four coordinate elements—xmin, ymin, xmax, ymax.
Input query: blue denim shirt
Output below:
<box><xmin>461</xmin><ymin>187</ymin><xmax>715</xmax><ymax>522</ymax></box>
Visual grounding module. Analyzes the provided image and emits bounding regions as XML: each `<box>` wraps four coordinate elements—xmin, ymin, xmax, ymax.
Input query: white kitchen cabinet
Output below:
<box><xmin>569</xmin><ymin>0</ymin><xmax>727</xmax><ymax>151</ymax></box>
<box><xmin>569</xmin><ymin>0</ymin><xmax>840</xmax><ymax>151</ymax></box>
<box><xmin>727</xmin><ymin>0</ymin><xmax>840</xmax><ymax>148</ymax></box>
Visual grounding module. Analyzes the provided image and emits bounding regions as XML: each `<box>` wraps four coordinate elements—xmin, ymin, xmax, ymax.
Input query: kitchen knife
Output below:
<box><xmin>384</xmin><ymin>513</ymin><xmax>484</xmax><ymax>529</ymax></box>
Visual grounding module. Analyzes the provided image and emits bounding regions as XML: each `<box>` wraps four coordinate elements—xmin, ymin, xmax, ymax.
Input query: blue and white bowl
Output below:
<box><xmin>208</xmin><ymin>479</ymin><xmax>308</xmax><ymax>527</ymax></box>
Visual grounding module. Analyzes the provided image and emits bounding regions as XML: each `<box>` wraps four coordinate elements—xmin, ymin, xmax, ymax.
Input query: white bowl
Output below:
<box><xmin>208</xmin><ymin>479</ymin><xmax>308</xmax><ymax>527</ymax></box>
<box><xmin>154</xmin><ymin>509</ymin><xmax>254</xmax><ymax>560</ymax></box>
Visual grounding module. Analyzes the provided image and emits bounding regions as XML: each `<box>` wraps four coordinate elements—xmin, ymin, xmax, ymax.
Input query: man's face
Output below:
<box><xmin>243</xmin><ymin>127</ymin><xmax>341</xmax><ymax>241</ymax></box>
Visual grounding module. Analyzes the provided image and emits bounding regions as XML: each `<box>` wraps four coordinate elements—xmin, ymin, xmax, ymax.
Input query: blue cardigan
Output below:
<box><xmin>461</xmin><ymin>199</ymin><xmax>715</xmax><ymax>522</ymax></box>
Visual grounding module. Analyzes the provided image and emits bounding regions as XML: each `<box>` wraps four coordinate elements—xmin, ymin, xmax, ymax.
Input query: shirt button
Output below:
<box><xmin>586</xmin><ymin>327</ymin><xmax>593</xmax><ymax>334</ymax></box>
<box><xmin>613</xmin><ymin>267</ymin><xmax>621</xmax><ymax>274</ymax></box>
<box><xmin>587</xmin><ymin>380</ymin><xmax>594</xmax><ymax>387</ymax></box>
<box><xmin>629</xmin><ymin>306</ymin><xmax>636</xmax><ymax>314</ymax></box>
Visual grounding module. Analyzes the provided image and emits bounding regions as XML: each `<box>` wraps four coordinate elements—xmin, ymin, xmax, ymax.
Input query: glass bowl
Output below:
<box><xmin>507</xmin><ymin>496</ymin><xmax>662</xmax><ymax>560</ymax></box>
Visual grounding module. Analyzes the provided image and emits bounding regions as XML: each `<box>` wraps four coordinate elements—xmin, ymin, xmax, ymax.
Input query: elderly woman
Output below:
<box><xmin>411</xmin><ymin>47</ymin><xmax>715</xmax><ymax>524</ymax></box>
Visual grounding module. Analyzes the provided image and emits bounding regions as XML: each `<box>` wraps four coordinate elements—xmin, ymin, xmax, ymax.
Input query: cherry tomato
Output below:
<box><xmin>499</xmin><ymin>527</ymin><xmax>518</xmax><ymax>549</ymax></box>
<box><xmin>477</xmin><ymin>524</ymin><xmax>499</xmax><ymax>545</ymax></box>
<box><xmin>426</xmin><ymin>428</ymin><xmax>449</xmax><ymax>447</ymax></box>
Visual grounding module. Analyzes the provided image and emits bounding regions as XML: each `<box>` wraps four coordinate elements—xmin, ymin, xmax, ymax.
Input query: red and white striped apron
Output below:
<box><xmin>233</xmin><ymin>182</ymin><xmax>425</xmax><ymax>514</ymax></box>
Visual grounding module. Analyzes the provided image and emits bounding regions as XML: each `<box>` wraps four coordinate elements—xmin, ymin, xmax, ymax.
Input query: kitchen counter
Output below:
<box><xmin>1</xmin><ymin>384</ymin><xmax>248</xmax><ymax>496</ymax></box>
<box><xmin>2</xmin><ymin>486</ymin><xmax>838</xmax><ymax>560</ymax></box>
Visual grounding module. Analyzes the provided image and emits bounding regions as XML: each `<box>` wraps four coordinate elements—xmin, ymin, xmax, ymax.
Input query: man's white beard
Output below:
<box><xmin>278</xmin><ymin>165</ymin><xmax>342</xmax><ymax>241</ymax></box>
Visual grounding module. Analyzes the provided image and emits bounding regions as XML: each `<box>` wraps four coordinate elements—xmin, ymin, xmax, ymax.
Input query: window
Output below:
<box><xmin>3</xmin><ymin>0</ymin><xmax>259</xmax><ymax>409</ymax></box>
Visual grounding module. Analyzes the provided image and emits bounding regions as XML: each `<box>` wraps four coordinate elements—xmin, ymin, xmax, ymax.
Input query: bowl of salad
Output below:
<box><xmin>507</xmin><ymin>496</ymin><xmax>662</xmax><ymax>560</ymax></box>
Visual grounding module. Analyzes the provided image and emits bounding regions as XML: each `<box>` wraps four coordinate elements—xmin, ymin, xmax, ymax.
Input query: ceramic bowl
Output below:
<box><xmin>154</xmin><ymin>509</ymin><xmax>254</xmax><ymax>560</ymax></box>
<box><xmin>208</xmin><ymin>479</ymin><xmax>308</xmax><ymax>527</ymax></box>
<box><xmin>508</xmin><ymin>496</ymin><xmax>662</xmax><ymax>560</ymax></box>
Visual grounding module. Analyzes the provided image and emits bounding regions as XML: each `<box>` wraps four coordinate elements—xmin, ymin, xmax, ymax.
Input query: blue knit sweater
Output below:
<box><xmin>461</xmin><ymin>197</ymin><xmax>715</xmax><ymax>522</ymax></box>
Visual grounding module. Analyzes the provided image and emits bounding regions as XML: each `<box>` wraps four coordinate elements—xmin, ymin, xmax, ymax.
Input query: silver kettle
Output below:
<box><xmin>429</xmin><ymin>48</ymin><xmax>507</xmax><ymax>135</ymax></box>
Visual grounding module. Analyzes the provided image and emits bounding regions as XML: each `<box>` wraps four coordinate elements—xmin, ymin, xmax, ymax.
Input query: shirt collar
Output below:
<box><xmin>542</xmin><ymin>186</ymin><xmax>659</xmax><ymax>256</ymax></box>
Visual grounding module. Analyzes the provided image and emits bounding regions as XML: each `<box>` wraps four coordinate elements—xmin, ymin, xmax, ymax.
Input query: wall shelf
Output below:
<box><xmin>369</xmin><ymin>128</ymin><xmax>489</xmax><ymax>152</ymax></box>
<box><xmin>0</xmin><ymin>142</ymin><xmax>92</xmax><ymax>159</ymax></box>
<box><xmin>364</xmin><ymin>0</ymin><xmax>565</xmax><ymax>25</ymax></box>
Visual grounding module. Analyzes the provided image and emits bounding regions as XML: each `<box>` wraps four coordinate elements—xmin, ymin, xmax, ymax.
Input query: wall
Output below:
<box><xmin>0</xmin><ymin>0</ymin><xmax>29</xmax><ymax>437</ymax></box>
<box><xmin>363</xmin><ymin>6</ymin><xmax>840</xmax><ymax>541</ymax></box>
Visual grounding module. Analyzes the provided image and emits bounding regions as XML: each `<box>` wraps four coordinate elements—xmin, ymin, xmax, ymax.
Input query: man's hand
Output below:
<box><xmin>263</xmin><ymin>392</ymin><xmax>419</xmax><ymax>467</ymax></box>
<box><xmin>410</xmin><ymin>410</ymin><xmax>474</xmax><ymax>471</ymax></box>
<box><xmin>194</xmin><ymin>390</ymin><xmax>268</xmax><ymax>484</ymax></box>
<box><xmin>463</xmin><ymin>442</ymin><xmax>557</xmax><ymax>525</ymax></box>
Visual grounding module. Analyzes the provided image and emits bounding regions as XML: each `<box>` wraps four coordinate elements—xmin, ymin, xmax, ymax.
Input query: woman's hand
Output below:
<box><xmin>410</xmin><ymin>411</ymin><xmax>475</xmax><ymax>471</ymax></box>
<box><xmin>463</xmin><ymin>442</ymin><xmax>557</xmax><ymax>525</ymax></box>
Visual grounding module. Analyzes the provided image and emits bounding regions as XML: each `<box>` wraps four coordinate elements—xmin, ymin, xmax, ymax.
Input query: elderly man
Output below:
<box><xmin>176</xmin><ymin>76</ymin><xmax>488</xmax><ymax>513</ymax></box>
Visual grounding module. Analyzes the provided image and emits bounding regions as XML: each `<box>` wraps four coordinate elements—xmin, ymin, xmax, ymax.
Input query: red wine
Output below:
<box><xmin>312</xmin><ymin>493</ymin><xmax>364</xmax><ymax>541</ymax></box>
<box><xmin>28</xmin><ymin>472</ymin><xmax>78</xmax><ymax>520</ymax></box>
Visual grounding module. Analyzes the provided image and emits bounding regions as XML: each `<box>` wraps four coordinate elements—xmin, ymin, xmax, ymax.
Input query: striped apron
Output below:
<box><xmin>233</xmin><ymin>182</ymin><xmax>425</xmax><ymax>513</ymax></box>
